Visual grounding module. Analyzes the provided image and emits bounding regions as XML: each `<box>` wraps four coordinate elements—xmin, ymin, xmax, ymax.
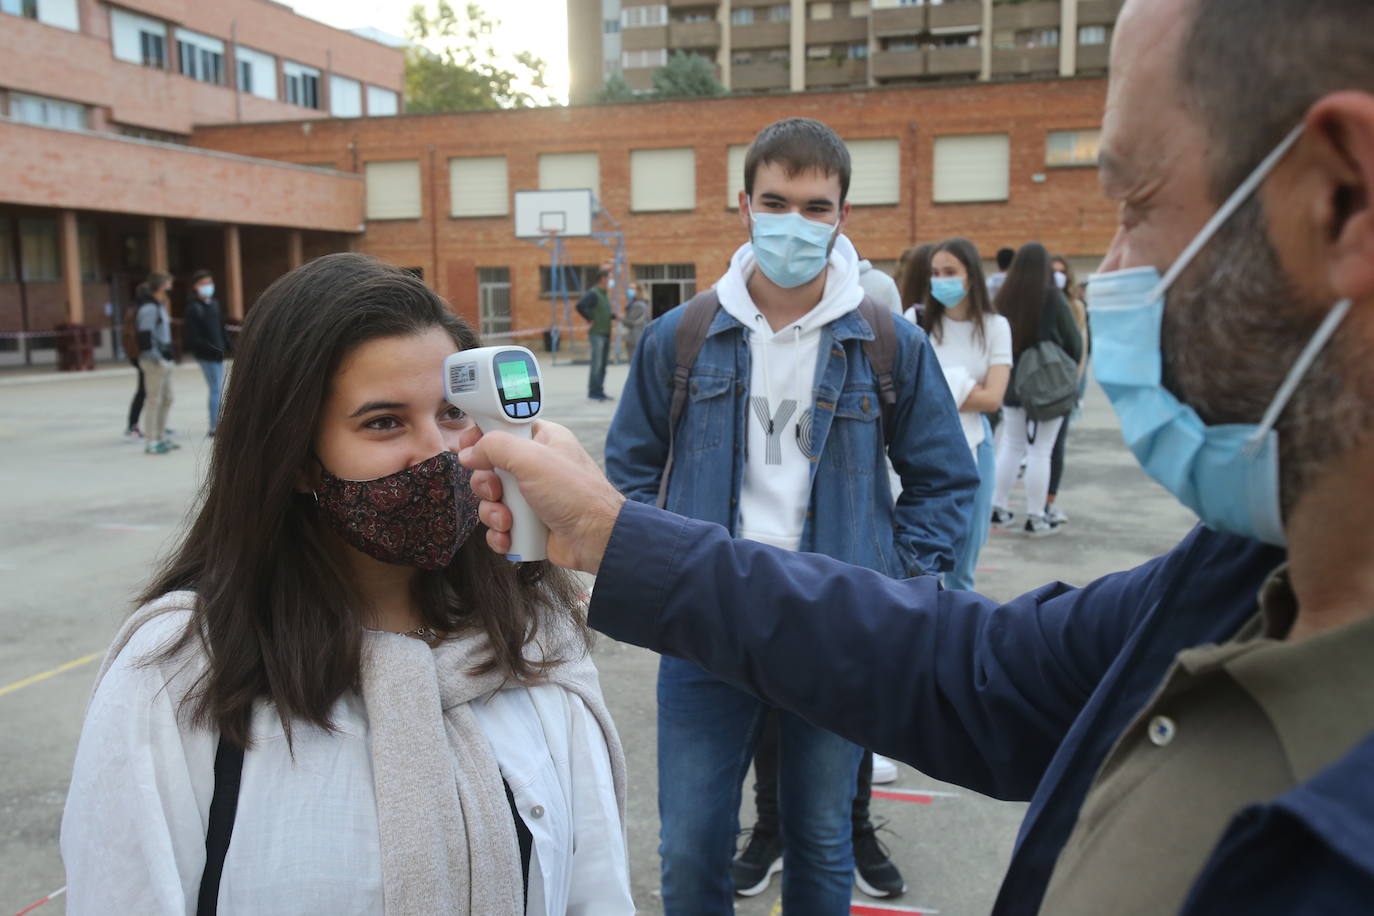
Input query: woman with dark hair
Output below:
<box><xmin>132</xmin><ymin>272</ymin><xmax>177</xmax><ymax>453</ymax></box>
<box><xmin>898</xmin><ymin>242</ymin><xmax>935</xmax><ymax>324</ymax></box>
<box><xmin>917</xmin><ymin>238</ymin><xmax>1012</xmax><ymax>589</ymax></box>
<box><xmin>989</xmin><ymin>243</ymin><xmax>1083</xmax><ymax>537</ymax></box>
<box><xmin>1044</xmin><ymin>254</ymin><xmax>1091</xmax><ymax>525</ymax></box>
<box><xmin>62</xmin><ymin>254</ymin><xmax>634</xmax><ymax>914</ymax></box>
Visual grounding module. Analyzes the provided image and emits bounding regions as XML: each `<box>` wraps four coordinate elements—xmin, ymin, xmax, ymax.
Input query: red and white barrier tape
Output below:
<box><xmin>9</xmin><ymin>887</ymin><xmax>65</xmax><ymax>916</ymax></box>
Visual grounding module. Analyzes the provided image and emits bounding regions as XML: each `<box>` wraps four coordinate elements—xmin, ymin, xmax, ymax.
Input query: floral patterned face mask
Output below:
<box><xmin>314</xmin><ymin>451</ymin><xmax>482</xmax><ymax>569</ymax></box>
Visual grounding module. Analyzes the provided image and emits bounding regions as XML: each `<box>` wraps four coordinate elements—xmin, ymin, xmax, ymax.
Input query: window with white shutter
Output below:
<box><xmin>539</xmin><ymin>152</ymin><xmax>600</xmax><ymax>200</ymax></box>
<box><xmin>845</xmin><ymin>138</ymin><xmax>900</xmax><ymax>206</ymax></box>
<box><xmin>367</xmin><ymin>86</ymin><xmax>399</xmax><ymax>116</ymax></box>
<box><xmin>630</xmin><ymin>148</ymin><xmax>696</xmax><ymax>212</ymax></box>
<box><xmin>450</xmin><ymin>157</ymin><xmax>509</xmax><ymax>217</ymax></box>
<box><xmin>726</xmin><ymin>143</ymin><xmax>749</xmax><ymax>209</ymax></box>
<box><xmin>330</xmin><ymin>75</ymin><xmax>363</xmax><ymax>117</ymax></box>
<box><xmin>365</xmin><ymin>161</ymin><xmax>422</xmax><ymax>220</ymax></box>
<box><xmin>933</xmin><ymin>134</ymin><xmax>1010</xmax><ymax>203</ymax></box>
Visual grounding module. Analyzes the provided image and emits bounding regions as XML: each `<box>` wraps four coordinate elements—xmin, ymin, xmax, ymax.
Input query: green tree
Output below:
<box><xmin>594</xmin><ymin>73</ymin><xmax>637</xmax><ymax>104</ymax></box>
<box><xmin>404</xmin><ymin>1</ymin><xmax>554</xmax><ymax>112</ymax></box>
<box><xmin>651</xmin><ymin>51</ymin><xmax>726</xmax><ymax>100</ymax></box>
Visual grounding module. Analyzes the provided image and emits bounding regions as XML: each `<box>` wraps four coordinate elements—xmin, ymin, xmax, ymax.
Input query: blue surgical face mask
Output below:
<box><xmin>748</xmin><ymin>200</ymin><xmax>840</xmax><ymax>289</ymax></box>
<box><xmin>930</xmin><ymin>277</ymin><xmax>967</xmax><ymax>308</ymax></box>
<box><xmin>197</xmin><ymin>283</ymin><xmax>215</xmax><ymax>299</ymax></box>
<box><xmin>1087</xmin><ymin>123</ymin><xmax>1353</xmax><ymax>546</ymax></box>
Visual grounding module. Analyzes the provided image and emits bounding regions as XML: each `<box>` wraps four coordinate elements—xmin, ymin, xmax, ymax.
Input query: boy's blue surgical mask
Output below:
<box><xmin>748</xmin><ymin>199</ymin><xmax>840</xmax><ymax>289</ymax></box>
<box><xmin>1087</xmin><ymin>123</ymin><xmax>1352</xmax><ymax>546</ymax></box>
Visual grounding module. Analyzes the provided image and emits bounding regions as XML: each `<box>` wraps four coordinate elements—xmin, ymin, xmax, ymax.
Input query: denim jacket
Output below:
<box><xmin>604</xmin><ymin>303</ymin><xmax>977</xmax><ymax>577</ymax></box>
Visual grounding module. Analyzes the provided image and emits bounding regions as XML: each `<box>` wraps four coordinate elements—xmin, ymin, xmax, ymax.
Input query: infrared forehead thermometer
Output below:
<box><xmin>444</xmin><ymin>346</ymin><xmax>549</xmax><ymax>563</ymax></box>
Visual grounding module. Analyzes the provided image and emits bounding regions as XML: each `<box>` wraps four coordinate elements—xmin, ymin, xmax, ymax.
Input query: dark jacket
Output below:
<box><xmin>589</xmin><ymin>501</ymin><xmax>1374</xmax><ymax>914</ymax></box>
<box><xmin>575</xmin><ymin>287</ymin><xmax>612</xmax><ymax>337</ymax></box>
<box><xmin>183</xmin><ymin>296</ymin><xmax>229</xmax><ymax>362</ymax></box>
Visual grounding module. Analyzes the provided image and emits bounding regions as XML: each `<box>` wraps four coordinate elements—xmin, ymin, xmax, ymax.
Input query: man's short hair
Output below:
<box><xmin>743</xmin><ymin>118</ymin><xmax>852</xmax><ymax>204</ymax></box>
<box><xmin>594</xmin><ymin>269</ymin><xmax>610</xmax><ymax>283</ymax></box>
<box><xmin>191</xmin><ymin>269</ymin><xmax>213</xmax><ymax>284</ymax></box>
<box><xmin>996</xmin><ymin>248</ymin><xmax>1016</xmax><ymax>271</ymax></box>
<box><xmin>1181</xmin><ymin>0</ymin><xmax>1374</xmax><ymax>198</ymax></box>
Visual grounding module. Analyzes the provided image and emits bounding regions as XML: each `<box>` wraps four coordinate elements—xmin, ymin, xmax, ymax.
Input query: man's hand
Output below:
<box><xmin>458</xmin><ymin>421</ymin><xmax>627</xmax><ymax>574</ymax></box>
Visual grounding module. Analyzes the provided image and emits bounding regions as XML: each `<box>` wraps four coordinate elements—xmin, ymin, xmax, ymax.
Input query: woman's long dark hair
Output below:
<box><xmin>144</xmin><ymin>253</ymin><xmax>582</xmax><ymax>748</ymax></box>
<box><xmin>898</xmin><ymin>242</ymin><xmax>935</xmax><ymax>314</ymax></box>
<box><xmin>994</xmin><ymin>242</ymin><xmax>1054</xmax><ymax>358</ymax></box>
<box><xmin>917</xmin><ymin>237</ymin><xmax>994</xmax><ymax>349</ymax></box>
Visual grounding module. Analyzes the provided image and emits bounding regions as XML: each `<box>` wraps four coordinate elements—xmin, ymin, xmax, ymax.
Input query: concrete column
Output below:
<box><xmin>287</xmin><ymin>229</ymin><xmax>304</xmax><ymax>270</ymax></box>
<box><xmin>718</xmin><ymin>0</ymin><xmax>732</xmax><ymax>91</ymax></box>
<box><xmin>58</xmin><ymin>210</ymin><xmax>84</xmax><ymax>324</ymax></box>
<box><xmin>149</xmin><ymin>217</ymin><xmax>169</xmax><ymax>274</ymax></box>
<box><xmin>224</xmin><ymin>224</ymin><xmax>244</xmax><ymax>321</ymax></box>
<box><xmin>980</xmin><ymin>0</ymin><xmax>994</xmax><ymax>81</ymax></box>
<box><xmin>790</xmin><ymin>0</ymin><xmax>805</xmax><ymax>92</ymax></box>
<box><xmin>1059</xmin><ymin>0</ymin><xmax>1078</xmax><ymax>76</ymax></box>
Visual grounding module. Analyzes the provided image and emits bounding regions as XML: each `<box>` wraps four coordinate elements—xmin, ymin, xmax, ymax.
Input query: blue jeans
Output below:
<box><xmin>588</xmin><ymin>332</ymin><xmax>609</xmax><ymax>397</ymax></box>
<box><xmin>197</xmin><ymin>358</ymin><xmax>224</xmax><ymax>433</ymax></box>
<box><xmin>657</xmin><ymin>656</ymin><xmax>863</xmax><ymax>915</ymax></box>
<box><xmin>946</xmin><ymin>414</ymin><xmax>995</xmax><ymax>591</ymax></box>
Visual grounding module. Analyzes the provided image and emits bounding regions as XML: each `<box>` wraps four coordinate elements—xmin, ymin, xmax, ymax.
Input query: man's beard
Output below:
<box><xmin>1160</xmin><ymin>196</ymin><xmax>1373</xmax><ymax>520</ymax></box>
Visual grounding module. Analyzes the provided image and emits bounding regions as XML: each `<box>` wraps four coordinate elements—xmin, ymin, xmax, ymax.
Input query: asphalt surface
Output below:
<box><xmin>0</xmin><ymin>352</ymin><xmax>1198</xmax><ymax>916</ymax></box>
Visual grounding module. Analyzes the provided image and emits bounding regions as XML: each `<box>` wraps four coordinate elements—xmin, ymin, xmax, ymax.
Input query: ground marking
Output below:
<box><xmin>871</xmin><ymin>787</ymin><xmax>960</xmax><ymax>804</ymax></box>
<box><xmin>0</xmin><ymin>653</ymin><xmax>99</xmax><ymax>698</ymax></box>
<box><xmin>9</xmin><ymin>886</ymin><xmax>65</xmax><ymax>916</ymax></box>
<box><xmin>851</xmin><ymin>901</ymin><xmax>939</xmax><ymax>915</ymax></box>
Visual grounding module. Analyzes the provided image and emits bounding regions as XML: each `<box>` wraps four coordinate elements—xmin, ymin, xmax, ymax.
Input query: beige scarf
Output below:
<box><xmin>96</xmin><ymin>592</ymin><xmax>627</xmax><ymax>916</ymax></box>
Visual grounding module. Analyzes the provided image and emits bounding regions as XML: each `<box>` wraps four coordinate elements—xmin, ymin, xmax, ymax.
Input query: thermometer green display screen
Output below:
<box><xmin>499</xmin><ymin>360</ymin><xmax>533</xmax><ymax>399</ymax></box>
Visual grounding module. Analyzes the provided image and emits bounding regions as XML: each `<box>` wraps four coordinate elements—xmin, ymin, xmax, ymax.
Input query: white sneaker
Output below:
<box><xmin>871</xmin><ymin>753</ymin><xmax>898</xmax><ymax>785</ymax></box>
<box><xmin>1044</xmin><ymin>504</ymin><xmax>1069</xmax><ymax>525</ymax></box>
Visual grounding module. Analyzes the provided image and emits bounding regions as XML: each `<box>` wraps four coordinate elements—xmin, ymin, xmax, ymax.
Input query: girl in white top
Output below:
<box><xmin>910</xmin><ymin>238</ymin><xmax>1012</xmax><ymax>591</ymax></box>
<box><xmin>61</xmin><ymin>254</ymin><xmax>634</xmax><ymax>916</ymax></box>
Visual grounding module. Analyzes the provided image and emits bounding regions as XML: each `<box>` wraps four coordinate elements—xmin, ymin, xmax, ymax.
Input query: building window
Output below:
<box><xmin>1032</xmin><ymin>27</ymin><xmax>1059</xmax><ymax>47</ymax></box>
<box><xmin>621</xmin><ymin>5</ymin><xmax>667</xmax><ymax>28</ymax></box>
<box><xmin>450</xmin><ymin>156</ymin><xmax>509</xmax><ymax>217</ymax></box>
<box><xmin>845</xmin><ymin>138</ymin><xmax>901</xmax><ymax>206</ymax></box>
<box><xmin>539</xmin><ymin>151</ymin><xmax>601</xmax><ymax>200</ymax></box>
<box><xmin>603</xmin><ymin>18</ymin><xmax>620</xmax><ymax>34</ymax></box>
<box><xmin>19</xmin><ymin>218</ymin><xmax>60</xmax><ymax>282</ymax></box>
<box><xmin>235</xmin><ymin>46</ymin><xmax>277</xmax><ymax>100</ymax></box>
<box><xmin>1078</xmin><ymin>25</ymin><xmax>1108</xmax><ymax>45</ymax></box>
<box><xmin>3</xmin><ymin>0</ymin><xmax>78</xmax><ymax>30</ymax></box>
<box><xmin>111</xmin><ymin>8</ymin><xmax>167</xmax><ymax>68</ymax></box>
<box><xmin>539</xmin><ymin>264</ymin><xmax>600</xmax><ymax>297</ymax></box>
<box><xmin>730</xmin><ymin>8</ymin><xmax>753</xmax><ymax>25</ymax></box>
<box><xmin>117</xmin><ymin>123</ymin><xmax>187</xmax><ymax>143</ymax></box>
<box><xmin>769</xmin><ymin>5</ymin><xmax>791</xmax><ymax>22</ymax></box>
<box><xmin>767</xmin><ymin>48</ymin><xmax>790</xmax><ymax>62</ymax></box>
<box><xmin>807</xmin><ymin>45</ymin><xmax>832</xmax><ymax>60</ymax></box>
<box><xmin>849</xmin><ymin>43</ymin><xmax>869</xmax><ymax>59</ymax></box>
<box><xmin>1046</xmin><ymin>129</ymin><xmax>1101</xmax><ymax>167</ymax></box>
<box><xmin>851</xmin><ymin>0</ymin><xmax>869</xmax><ymax>14</ymax></box>
<box><xmin>732</xmin><ymin>51</ymin><xmax>754</xmax><ymax>65</ymax></box>
<box><xmin>933</xmin><ymin>134</ymin><xmax>1010</xmax><ymax>203</ymax></box>
<box><xmin>477</xmin><ymin>267</ymin><xmax>512</xmax><ymax>338</ymax></box>
<box><xmin>9</xmin><ymin>92</ymin><xmax>85</xmax><ymax>129</ymax></box>
<box><xmin>142</xmin><ymin>31</ymin><xmax>165</xmax><ymax>67</ymax></box>
<box><xmin>727</xmin><ymin>143</ymin><xmax>748</xmax><ymax>209</ymax></box>
<box><xmin>366</xmin><ymin>86</ymin><xmax>399</xmax><ymax>116</ymax></box>
<box><xmin>365</xmin><ymin>160</ymin><xmax>422</xmax><ymax>220</ymax></box>
<box><xmin>330</xmin><ymin>75</ymin><xmax>362</xmax><ymax>117</ymax></box>
<box><xmin>633</xmin><ymin>264</ymin><xmax>696</xmax><ymax>318</ymax></box>
<box><xmin>677</xmin><ymin>11</ymin><xmax>712</xmax><ymax>23</ymax></box>
<box><xmin>284</xmin><ymin>61</ymin><xmax>322</xmax><ymax>109</ymax></box>
<box><xmin>884</xmin><ymin>37</ymin><xmax>919</xmax><ymax>52</ymax></box>
<box><xmin>622</xmin><ymin>48</ymin><xmax>668</xmax><ymax>69</ymax></box>
<box><xmin>630</xmin><ymin>147</ymin><xmax>696</xmax><ymax>212</ymax></box>
<box><xmin>175</xmin><ymin>28</ymin><xmax>225</xmax><ymax>85</ymax></box>
<box><xmin>811</xmin><ymin>2</ymin><xmax>833</xmax><ymax>20</ymax></box>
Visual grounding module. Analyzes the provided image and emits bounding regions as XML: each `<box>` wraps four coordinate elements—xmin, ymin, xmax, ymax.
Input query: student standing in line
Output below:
<box><xmin>619</xmin><ymin>282</ymin><xmax>650</xmax><ymax>359</ymax></box>
<box><xmin>899</xmin><ymin>242</ymin><xmax>935</xmax><ymax>324</ymax></box>
<box><xmin>121</xmin><ymin>289</ymin><xmax>147</xmax><ymax>442</ymax></box>
<box><xmin>575</xmin><ymin>269</ymin><xmax>614</xmax><ymax>401</ymax></box>
<box><xmin>62</xmin><ymin>254</ymin><xmax>634</xmax><ymax>916</ymax></box>
<box><xmin>1043</xmin><ymin>255</ymin><xmax>1091</xmax><ymax>525</ymax></box>
<box><xmin>917</xmin><ymin>238</ymin><xmax>1012</xmax><ymax>590</ymax></box>
<box><xmin>605</xmin><ymin>117</ymin><xmax>975</xmax><ymax>914</ymax></box>
<box><xmin>989</xmin><ymin>243</ymin><xmax>1082</xmax><ymax>537</ymax></box>
<box><xmin>135</xmin><ymin>272</ymin><xmax>178</xmax><ymax>455</ymax></box>
<box><xmin>182</xmin><ymin>269</ymin><xmax>230</xmax><ymax>438</ymax></box>
<box><xmin>986</xmin><ymin>246</ymin><xmax>1015</xmax><ymax>299</ymax></box>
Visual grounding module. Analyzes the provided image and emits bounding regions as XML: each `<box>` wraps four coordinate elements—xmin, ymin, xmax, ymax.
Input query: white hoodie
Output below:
<box><xmin>714</xmin><ymin>234</ymin><xmax>865</xmax><ymax>551</ymax></box>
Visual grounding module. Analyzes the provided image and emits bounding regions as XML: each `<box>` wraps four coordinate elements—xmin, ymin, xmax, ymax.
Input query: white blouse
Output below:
<box><xmin>60</xmin><ymin>611</ymin><xmax>634</xmax><ymax>915</ymax></box>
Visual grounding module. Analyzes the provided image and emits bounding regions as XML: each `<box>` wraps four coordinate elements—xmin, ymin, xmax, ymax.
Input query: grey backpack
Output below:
<box><xmin>1012</xmin><ymin>298</ymin><xmax>1078</xmax><ymax>421</ymax></box>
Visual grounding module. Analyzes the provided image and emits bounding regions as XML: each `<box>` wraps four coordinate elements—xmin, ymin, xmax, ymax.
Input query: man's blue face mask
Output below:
<box><xmin>748</xmin><ymin>198</ymin><xmax>840</xmax><ymax>289</ymax></box>
<box><xmin>1087</xmin><ymin>123</ymin><xmax>1353</xmax><ymax>546</ymax></box>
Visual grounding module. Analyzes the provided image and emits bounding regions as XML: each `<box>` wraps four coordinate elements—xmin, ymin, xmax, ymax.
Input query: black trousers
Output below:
<box><xmin>1049</xmin><ymin>413</ymin><xmax>1069</xmax><ymax>497</ymax></box>
<box><xmin>749</xmin><ymin>708</ymin><xmax>874</xmax><ymax>836</ymax></box>
<box><xmin>127</xmin><ymin>357</ymin><xmax>145</xmax><ymax>430</ymax></box>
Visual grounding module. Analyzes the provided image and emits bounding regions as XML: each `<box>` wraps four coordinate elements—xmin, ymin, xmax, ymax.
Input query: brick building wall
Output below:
<box><xmin>192</xmin><ymin>78</ymin><xmax>1116</xmax><ymax>336</ymax></box>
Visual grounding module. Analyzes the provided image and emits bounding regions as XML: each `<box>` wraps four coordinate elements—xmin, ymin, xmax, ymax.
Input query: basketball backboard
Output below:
<box><xmin>514</xmin><ymin>189</ymin><xmax>595</xmax><ymax>238</ymax></box>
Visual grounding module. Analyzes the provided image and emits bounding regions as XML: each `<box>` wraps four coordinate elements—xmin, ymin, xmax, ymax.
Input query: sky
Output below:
<box><xmin>287</xmin><ymin>0</ymin><xmax>572</xmax><ymax>104</ymax></box>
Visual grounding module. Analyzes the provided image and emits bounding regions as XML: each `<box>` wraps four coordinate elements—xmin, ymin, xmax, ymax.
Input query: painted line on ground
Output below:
<box><xmin>851</xmin><ymin>901</ymin><xmax>939</xmax><ymax>915</ymax></box>
<box><xmin>0</xmin><ymin>653</ymin><xmax>99</xmax><ymax>698</ymax></box>
<box><xmin>871</xmin><ymin>787</ymin><xmax>961</xmax><ymax>804</ymax></box>
<box><xmin>9</xmin><ymin>887</ymin><xmax>66</xmax><ymax>916</ymax></box>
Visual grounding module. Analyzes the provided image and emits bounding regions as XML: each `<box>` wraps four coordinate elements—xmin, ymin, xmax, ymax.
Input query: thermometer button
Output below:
<box><xmin>504</xmin><ymin>404</ymin><xmax>519</xmax><ymax>419</ymax></box>
<box><xmin>528</xmin><ymin>401</ymin><xmax>539</xmax><ymax>414</ymax></box>
<box><xmin>515</xmin><ymin>402</ymin><xmax>531</xmax><ymax>418</ymax></box>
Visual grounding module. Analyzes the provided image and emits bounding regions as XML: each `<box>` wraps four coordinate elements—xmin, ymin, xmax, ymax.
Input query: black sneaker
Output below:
<box><xmin>1025</xmin><ymin>514</ymin><xmax>1061</xmax><ymax>538</ymax></box>
<box><xmin>731</xmin><ymin>829</ymin><xmax>783</xmax><ymax>897</ymax></box>
<box><xmin>990</xmin><ymin>507</ymin><xmax>1015</xmax><ymax>528</ymax></box>
<box><xmin>853</xmin><ymin>823</ymin><xmax>907</xmax><ymax>898</ymax></box>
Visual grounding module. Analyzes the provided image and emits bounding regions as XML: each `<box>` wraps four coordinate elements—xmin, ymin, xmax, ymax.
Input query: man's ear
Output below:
<box><xmin>738</xmin><ymin>190</ymin><xmax>753</xmax><ymax>234</ymax></box>
<box><xmin>1306</xmin><ymin>92</ymin><xmax>1374</xmax><ymax>304</ymax></box>
<box><xmin>838</xmin><ymin>199</ymin><xmax>853</xmax><ymax>232</ymax></box>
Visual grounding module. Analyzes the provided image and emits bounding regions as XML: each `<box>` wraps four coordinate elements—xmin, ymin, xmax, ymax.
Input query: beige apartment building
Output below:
<box><xmin>568</xmin><ymin>0</ymin><xmax>1123</xmax><ymax>101</ymax></box>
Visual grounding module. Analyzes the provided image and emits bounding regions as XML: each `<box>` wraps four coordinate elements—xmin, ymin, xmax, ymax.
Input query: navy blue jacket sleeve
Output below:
<box><xmin>590</xmin><ymin>500</ymin><xmax>1178</xmax><ymax>802</ymax></box>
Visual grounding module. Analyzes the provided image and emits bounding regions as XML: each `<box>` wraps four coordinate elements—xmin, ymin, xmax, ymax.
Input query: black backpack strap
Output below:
<box><xmin>197</xmin><ymin>738</ymin><xmax>245</xmax><ymax>916</ymax></box>
<box><xmin>857</xmin><ymin>297</ymin><xmax>898</xmax><ymax>449</ymax></box>
<box><xmin>657</xmin><ymin>289</ymin><xmax>721</xmax><ymax>509</ymax></box>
